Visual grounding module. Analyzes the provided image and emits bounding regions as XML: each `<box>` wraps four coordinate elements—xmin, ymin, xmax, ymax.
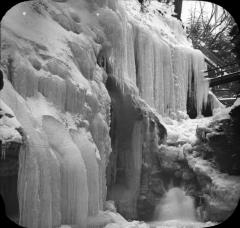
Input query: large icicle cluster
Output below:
<box><xmin>0</xmin><ymin>0</ymin><xmax>210</xmax><ymax>227</ymax></box>
<box><xmin>97</xmin><ymin>0</ymin><xmax>208</xmax><ymax>116</ymax></box>
<box><xmin>105</xmin><ymin>0</ymin><xmax>209</xmax><ymax>116</ymax></box>
<box><xmin>91</xmin><ymin>0</ymin><xmax>209</xmax><ymax>116</ymax></box>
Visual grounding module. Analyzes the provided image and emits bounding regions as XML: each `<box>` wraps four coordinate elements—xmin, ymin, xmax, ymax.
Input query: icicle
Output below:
<box><xmin>191</xmin><ymin>50</ymin><xmax>209</xmax><ymax>116</ymax></box>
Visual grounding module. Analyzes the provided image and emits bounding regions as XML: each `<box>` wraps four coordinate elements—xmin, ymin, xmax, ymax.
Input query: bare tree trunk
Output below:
<box><xmin>174</xmin><ymin>0</ymin><xmax>183</xmax><ymax>20</ymax></box>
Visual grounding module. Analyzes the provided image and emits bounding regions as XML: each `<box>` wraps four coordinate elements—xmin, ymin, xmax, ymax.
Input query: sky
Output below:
<box><xmin>181</xmin><ymin>0</ymin><xmax>225</xmax><ymax>25</ymax></box>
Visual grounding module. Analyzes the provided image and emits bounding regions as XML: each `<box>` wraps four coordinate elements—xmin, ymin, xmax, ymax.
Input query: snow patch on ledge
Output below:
<box><xmin>0</xmin><ymin>99</ymin><xmax>22</xmax><ymax>144</ymax></box>
<box><xmin>120</xmin><ymin>0</ymin><xmax>190</xmax><ymax>46</ymax></box>
<box><xmin>162</xmin><ymin>116</ymin><xmax>212</xmax><ymax>145</ymax></box>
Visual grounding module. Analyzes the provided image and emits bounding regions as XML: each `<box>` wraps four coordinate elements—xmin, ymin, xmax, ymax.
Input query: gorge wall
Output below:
<box><xmin>0</xmin><ymin>0</ymin><xmax>232</xmax><ymax>228</ymax></box>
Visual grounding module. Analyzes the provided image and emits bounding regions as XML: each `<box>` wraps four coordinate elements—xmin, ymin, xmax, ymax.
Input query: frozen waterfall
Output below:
<box><xmin>97</xmin><ymin>0</ymin><xmax>209</xmax><ymax>117</ymax></box>
<box><xmin>0</xmin><ymin>0</ymin><xmax>212</xmax><ymax>228</ymax></box>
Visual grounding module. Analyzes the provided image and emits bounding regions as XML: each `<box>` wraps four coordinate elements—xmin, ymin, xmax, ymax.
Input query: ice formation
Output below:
<box><xmin>0</xmin><ymin>100</ymin><xmax>22</xmax><ymax>146</ymax></box>
<box><xmin>97</xmin><ymin>0</ymin><xmax>209</xmax><ymax>116</ymax></box>
<box><xmin>154</xmin><ymin>187</ymin><xmax>196</xmax><ymax>221</ymax></box>
<box><xmin>0</xmin><ymin>0</ymin><xmax>212</xmax><ymax>227</ymax></box>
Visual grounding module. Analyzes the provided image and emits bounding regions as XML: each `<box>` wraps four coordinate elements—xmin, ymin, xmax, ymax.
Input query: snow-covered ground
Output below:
<box><xmin>148</xmin><ymin>220</ymin><xmax>216</xmax><ymax>228</ymax></box>
<box><xmin>162</xmin><ymin>115</ymin><xmax>212</xmax><ymax>145</ymax></box>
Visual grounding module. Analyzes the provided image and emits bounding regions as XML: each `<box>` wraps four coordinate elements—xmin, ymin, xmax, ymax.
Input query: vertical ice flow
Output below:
<box><xmin>0</xmin><ymin>0</ymin><xmax>210</xmax><ymax>227</ymax></box>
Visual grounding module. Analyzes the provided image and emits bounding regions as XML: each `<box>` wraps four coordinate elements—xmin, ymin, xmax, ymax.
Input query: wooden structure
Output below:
<box><xmin>207</xmin><ymin>71</ymin><xmax>240</xmax><ymax>87</ymax></box>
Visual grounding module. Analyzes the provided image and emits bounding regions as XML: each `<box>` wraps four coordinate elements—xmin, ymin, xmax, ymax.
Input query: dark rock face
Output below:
<box><xmin>137</xmin><ymin>143</ymin><xmax>202</xmax><ymax>221</ymax></box>
<box><xmin>0</xmin><ymin>141</ymin><xmax>22</xmax><ymax>223</ymax></box>
<box><xmin>0</xmin><ymin>99</ymin><xmax>24</xmax><ymax>223</ymax></box>
<box><xmin>137</xmin><ymin>116</ymin><xmax>166</xmax><ymax>221</ymax></box>
<box><xmin>0</xmin><ymin>69</ymin><xmax>4</xmax><ymax>90</ymax></box>
<box><xmin>106</xmin><ymin>94</ymin><xmax>240</xmax><ymax>222</ymax></box>
<box><xmin>185</xmin><ymin>151</ymin><xmax>240</xmax><ymax>223</ymax></box>
<box><xmin>105</xmin><ymin>76</ymin><xmax>167</xmax><ymax>220</ymax></box>
<box><xmin>195</xmin><ymin>103</ymin><xmax>240</xmax><ymax>175</ymax></box>
<box><xmin>136</xmin><ymin>101</ymin><xmax>240</xmax><ymax>223</ymax></box>
<box><xmin>184</xmin><ymin>101</ymin><xmax>240</xmax><ymax>222</ymax></box>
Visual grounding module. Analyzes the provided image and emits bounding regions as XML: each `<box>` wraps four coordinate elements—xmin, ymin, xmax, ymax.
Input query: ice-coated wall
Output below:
<box><xmin>0</xmin><ymin>0</ymin><xmax>210</xmax><ymax>227</ymax></box>
<box><xmin>1</xmin><ymin>0</ymin><xmax>112</xmax><ymax>227</ymax></box>
<box><xmin>96</xmin><ymin>0</ymin><xmax>209</xmax><ymax>116</ymax></box>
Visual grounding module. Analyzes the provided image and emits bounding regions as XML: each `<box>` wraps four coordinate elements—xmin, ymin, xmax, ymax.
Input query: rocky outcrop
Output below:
<box><xmin>136</xmin><ymin>99</ymin><xmax>240</xmax><ymax>224</ymax></box>
<box><xmin>0</xmin><ymin>99</ymin><xmax>23</xmax><ymax>222</ymax></box>
<box><xmin>105</xmin><ymin>76</ymin><xmax>167</xmax><ymax>220</ymax></box>
<box><xmin>184</xmin><ymin>100</ymin><xmax>240</xmax><ymax>222</ymax></box>
<box><xmin>193</xmin><ymin>99</ymin><xmax>240</xmax><ymax>175</ymax></box>
<box><xmin>136</xmin><ymin>141</ymin><xmax>204</xmax><ymax>222</ymax></box>
<box><xmin>185</xmin><ymin>152</ymin><xmax>240</xmax><ymax>223</ymax></box>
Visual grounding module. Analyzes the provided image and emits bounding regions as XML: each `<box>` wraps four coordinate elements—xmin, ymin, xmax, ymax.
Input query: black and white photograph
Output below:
<box><xmin>0</xmin><ymin>0</ymin><xmax>240</xmax><ymax>227</ymax></box>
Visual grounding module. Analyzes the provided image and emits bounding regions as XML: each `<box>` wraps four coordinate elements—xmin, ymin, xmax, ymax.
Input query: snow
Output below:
<box><xmin>101</xmin><ymin>210</ymin><xmax>149</xmax><ymax>228</ymax></box>
<box><xmin>148</xmin><ymin>220</ymin><xmax>216</xmax><ymax>228</ymax></box>
<box><xmin>231</xmin><ymin>98</ymin><xmax>240</xmax><ymax>109</ymax></box>
<box><xmin>0</xmin><ymin>0</ymin><xmax>217</xmax><ymax>227</ymax></box>
<box><xmin>0</xmin><ymin>99</ymin><xmax>22</xmax><ymax>145</ymax></box>
<box><xmin>187</xmin><ymin>154</ymin><xmax>240</xmax><ymax>212</ymax></box>
<box><xmin>162</xmin><ymin>116</ymin><xmax>212</xmax><ymax>145</ymax></box>
<box><xmin>209</xmin><ymin>97</ymin><xmax>239</xmax><ymax>121</ymax></box>
<box><xmin>1</xmin><ymin>1</ymin><xmax>109</xmax><ymax>225</ymax></box>
<box><xmin>121</xmin><ymin>0</ymin><xmax>189</xmax><ymax>46</ymax></box>
<box><xmin>208</xmin><ymin>91</ymin><xmax>225</xmax><ymax>114</ymax></box>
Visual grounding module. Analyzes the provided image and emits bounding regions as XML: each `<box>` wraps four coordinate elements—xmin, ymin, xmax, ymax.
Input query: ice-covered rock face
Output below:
<box><xmin>0</xmin><ymin>0</ymin><xmax>211</xmax><ymax>227</ymax></box>
<box><xmin>0</xmin><ymin>96</ymin><xmax>23</xmax><ymax>223</ymax></box>
<box><xmin>0</xmin><ymin>99</ymin><xmax>22</xmax><ymax>146</ymax></box>
<box><xmin>179</xmin><ymin>100</ymin><xmax>240</xmax><ymax>223</ymax></box>
<box><xmin>1</xmin><ymin>1</ymin><xmax>112</xmax><ymax>227</ymax></box>
<box><xmin>118</xmin><ymin>0</ymin><xmax>209</xmax><ymax>117</ymax></box>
